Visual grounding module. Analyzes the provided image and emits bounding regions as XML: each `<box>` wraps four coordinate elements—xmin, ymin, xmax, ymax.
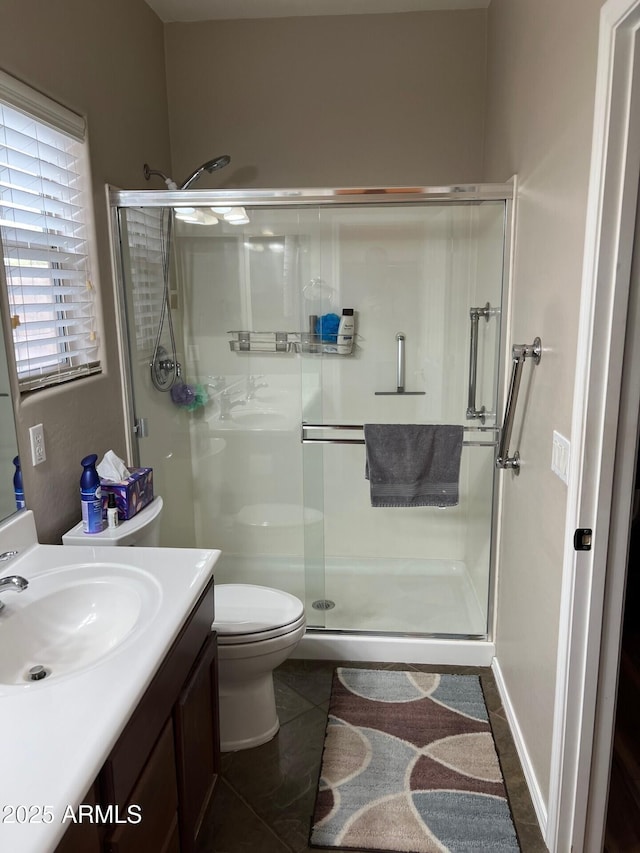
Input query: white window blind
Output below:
<box><xmin>0</xmin><ymin>73</ymin><xmax>101</xmax><ymax>392</ymax></box>
<box><xmin>121</xmin><ymin>207</ymin><xmax>166</xmax><ymax>353</ymax></box>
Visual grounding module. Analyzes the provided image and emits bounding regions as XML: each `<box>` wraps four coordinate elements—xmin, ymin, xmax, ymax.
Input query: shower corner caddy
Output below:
<box><xmin>227</xmin><ymin>330</ymin><xmax>357</xmax><ymax>355</ymax></box>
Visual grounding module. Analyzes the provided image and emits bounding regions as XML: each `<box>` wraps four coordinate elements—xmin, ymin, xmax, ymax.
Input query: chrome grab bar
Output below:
<box><xmin>466</xmin><ymin>303</ymin><xmax>494</xmax><ymax>424</ymax></box>
<box><xmin>496</xmin><ymin>337</ymin><xmax>542</xmax><ymax>472</ymax></box>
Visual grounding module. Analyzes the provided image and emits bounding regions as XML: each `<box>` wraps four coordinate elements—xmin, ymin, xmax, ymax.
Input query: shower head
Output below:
<box><xmin>178</xmin><ymin>155</ymin><xmax>231</xmax><ymax>190</ymax></box>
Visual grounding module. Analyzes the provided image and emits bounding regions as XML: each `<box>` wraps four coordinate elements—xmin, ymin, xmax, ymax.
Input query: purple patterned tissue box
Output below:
<box><xmin>100</xmin><ymin>467</ymin><xmax>154</xmax><ymax>521</ymax></box>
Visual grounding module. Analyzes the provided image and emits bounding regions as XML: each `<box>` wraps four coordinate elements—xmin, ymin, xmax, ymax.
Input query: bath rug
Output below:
<box><xmin>310</xmin><ymin>668</ymin><xmax>520</xmax><ymax>852</ymax></box>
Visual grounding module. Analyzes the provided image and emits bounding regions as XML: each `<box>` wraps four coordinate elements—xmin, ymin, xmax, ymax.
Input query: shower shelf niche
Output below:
<box><xmin>227</xmin><ymin>330</ymin><xmax>357</xmax><ymax>355</ymax></box>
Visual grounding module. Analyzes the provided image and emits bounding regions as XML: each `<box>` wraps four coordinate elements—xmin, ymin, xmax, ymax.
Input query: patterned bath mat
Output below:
<box><xmin>310</xmin><ymin>668</ymin><xmax>520</xmax><ymax>852</ymax></box>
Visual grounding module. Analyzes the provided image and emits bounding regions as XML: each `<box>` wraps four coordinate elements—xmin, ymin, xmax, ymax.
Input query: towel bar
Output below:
<box><xmin>301</xmin><ymin>423</ymin><xmax>500</xmax><ymax>447</ymax></box>
<box><xmin>496</xmin><ymin>337</ymin><xmax>542</xmax><ymax>472</ymax></box>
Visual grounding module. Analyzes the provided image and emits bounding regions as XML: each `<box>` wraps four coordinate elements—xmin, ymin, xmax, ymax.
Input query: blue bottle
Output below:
<box><xmin>80</xmin><ymin>454</ymin><xmax>104</xmax><ymax>534</ymax></box>
<box><xmin>12</xmin><ymin>456</ymin><xmax>25</xmax><ymax>510</ymax></box>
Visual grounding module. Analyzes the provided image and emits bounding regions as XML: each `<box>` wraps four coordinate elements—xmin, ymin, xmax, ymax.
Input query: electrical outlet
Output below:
<box><xmin>552</xmin><ymin>430</ymin><xmax>570</xmax><ymax>484</ymax></box>
<box><xmin>29</xmin><ymin>423</ymin><xmax>46</xmax><ymax>466</ymax></box>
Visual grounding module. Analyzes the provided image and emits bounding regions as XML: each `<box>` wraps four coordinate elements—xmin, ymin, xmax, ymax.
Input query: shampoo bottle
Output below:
<box><xmin>12</xmin><ymin>456</ymin><xmax>25</xmax><ymax>510</ymax></box>
<box><xmin>337</xmin><ymin>308</ymin><xmax>355</xmax><ymax>354</ymax></box>
<box><xmin>80</xmin><ymin>454</ymin><xmax>104</xmax><ymax>534</ymax></box>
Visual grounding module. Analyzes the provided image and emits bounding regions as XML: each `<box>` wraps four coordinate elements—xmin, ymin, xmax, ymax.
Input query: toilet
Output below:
<box><xmin>213</xmin><ymin>584</ymin><xmax>306</xmax><ymax>752</ymax></box>
<box><xmin>61</xmin><ymin>496</ymin><xmax>164</xmax><ymax>546</ymax></box>
<box><xmin>62</xmin><ymin>497</ymin><xmax>305</xmax><ymax>752</ymax></box>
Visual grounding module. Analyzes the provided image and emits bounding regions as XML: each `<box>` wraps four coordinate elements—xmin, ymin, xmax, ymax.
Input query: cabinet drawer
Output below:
<box><xmin>105</xmin><ymin>719</ymin><xmax>177</xmax><ymax>853</ymax></box>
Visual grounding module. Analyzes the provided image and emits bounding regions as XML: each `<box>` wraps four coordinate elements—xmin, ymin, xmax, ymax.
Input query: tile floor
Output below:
<box><xmin>197</xmin><ymin>660</ymin><xmax>549</xmax><ymax>852</ymax></box>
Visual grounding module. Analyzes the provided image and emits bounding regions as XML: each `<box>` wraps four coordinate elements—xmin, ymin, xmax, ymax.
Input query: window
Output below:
<box><xmin>0</xmin><ymin>71</ymin><xmax>101</xmax><ymax>392</ymax></box>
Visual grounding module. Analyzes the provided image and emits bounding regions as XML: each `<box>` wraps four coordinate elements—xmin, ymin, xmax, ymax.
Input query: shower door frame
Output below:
<box><xmin>109</xmin><ymin>181</ymin><xmax>515</xmax><ymax>648</ymax></box>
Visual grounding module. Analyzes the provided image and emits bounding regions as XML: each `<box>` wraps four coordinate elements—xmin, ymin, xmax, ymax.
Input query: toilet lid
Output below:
<box><xmin>213</xmin><ymin>584</ymin><xmax>304</xmax><ymax>637</ymax></box>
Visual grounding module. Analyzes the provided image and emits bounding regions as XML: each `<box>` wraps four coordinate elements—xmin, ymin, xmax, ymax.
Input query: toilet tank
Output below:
<box><xmin>61</xmin><ymin>496</ymin><xmax>164</xmax><ymax>547</ymax></box>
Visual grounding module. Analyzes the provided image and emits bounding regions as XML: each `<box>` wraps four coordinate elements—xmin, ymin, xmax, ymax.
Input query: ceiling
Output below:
<box><xmin>144</xmin><ymin>0</ymin><xmax>489</xmax><ymax>23</ymax></box>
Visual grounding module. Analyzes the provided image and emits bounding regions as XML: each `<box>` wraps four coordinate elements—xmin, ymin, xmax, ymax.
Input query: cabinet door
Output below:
<box><xmin>105</xmin><ymin>719</ymin><xmax>178</xmax><ymax>853</ymax></box>
<box><xmin>174</xmin><ymin>631</ymin><xmax>220</xmax><ymax>853</ymax></box>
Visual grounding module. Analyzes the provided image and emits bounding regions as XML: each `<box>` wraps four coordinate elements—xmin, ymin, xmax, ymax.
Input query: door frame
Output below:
<box><xmin>547</xmin><ymin>2</ymin><xmax>640</xmax><ymax>850</ymax></box>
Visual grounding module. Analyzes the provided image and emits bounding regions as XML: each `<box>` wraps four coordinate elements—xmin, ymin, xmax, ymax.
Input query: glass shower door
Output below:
<box><xmin>299</xmin><ymin>200</ymin><xmax>506</xmax><ymax>637</ymax></box>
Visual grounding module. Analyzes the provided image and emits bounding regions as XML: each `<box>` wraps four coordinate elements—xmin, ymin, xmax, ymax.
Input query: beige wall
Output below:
<box><xmin>0</xmin><ymin>3</ymin><xmax>612</xmax><ymax>824</ymax></box>
<box><xmin>0</xmin><ymin>0</ymin><xmax>171</xmax><ymax>542</ymax></box>
<box><xmin>164</xmin><ymin>10</ymin><xmax>488</xmax><ymax>188</ymax></box>
<box><xmin>483</xmin><ymin>0</ymin><xmax>603</xmax><ymax>809</ymax></box>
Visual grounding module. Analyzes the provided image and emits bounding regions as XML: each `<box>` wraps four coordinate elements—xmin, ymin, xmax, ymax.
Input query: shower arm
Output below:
<box><xmin>496</xmin><ymin>338</ymin><xmax>542</xmax><ymax>473</ymax></box>
<box><xmin>143</xmin><ymin>163</ymin><xmax>177</xmax><ymax>190</ymax></box>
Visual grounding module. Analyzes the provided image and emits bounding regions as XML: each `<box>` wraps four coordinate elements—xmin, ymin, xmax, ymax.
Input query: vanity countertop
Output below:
<box><xmin>0</xmin><ymin>510</ymin><xmax>220</xmax><ymax>853</ymax></box>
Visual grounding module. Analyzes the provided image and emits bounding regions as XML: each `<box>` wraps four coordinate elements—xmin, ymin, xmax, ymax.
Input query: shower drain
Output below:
<box><xmin>312</xmin><ymin>599</ymin><xmax>335</xmax><ymax>611</ymax></box>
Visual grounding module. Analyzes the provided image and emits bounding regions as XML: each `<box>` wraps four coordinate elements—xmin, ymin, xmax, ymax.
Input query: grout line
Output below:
<box><xmin>217</xmin><ymin>777</ymin><xmax>297</xmax><ymax>853</ymax></box>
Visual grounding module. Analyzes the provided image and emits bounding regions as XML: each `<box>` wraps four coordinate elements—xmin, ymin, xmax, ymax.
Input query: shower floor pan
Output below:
<box><xmin>214</xmin><ymin>554</ymin><xmax>487</xmax><ymax>637</ymax></box>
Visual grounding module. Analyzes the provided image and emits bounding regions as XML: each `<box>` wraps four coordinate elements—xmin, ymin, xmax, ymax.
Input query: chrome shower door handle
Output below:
<box><xmin>496</xmin><ymin>337</ymin><xmax>542</xmax><ymax>473</ymax></box>
<box><xmin>466</xmin><ymin>303</ymin><xmax>492</xmax><ymax>423</ymax></box>
<box><xmin>396</xmin><ymin>333</ymin><xmax>405</xmax><ymax>393</ymax></box>
<box><xmin>375</xmin><ymin>332</ymin><xmax>424</xmax><ymax>395</ymax></box>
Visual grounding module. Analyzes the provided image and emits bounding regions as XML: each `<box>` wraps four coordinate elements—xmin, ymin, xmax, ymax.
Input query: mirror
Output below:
<box><xmin>0</xmin><ymin>318</ymin><xmax>20</xmax><ymax>522</ymax></box>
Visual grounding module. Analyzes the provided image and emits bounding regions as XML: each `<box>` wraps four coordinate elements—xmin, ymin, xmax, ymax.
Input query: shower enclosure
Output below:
<box><xmin>110</xmin><ymin>184</ymin><xmax>511</xmax><ymax>660</ymax></box>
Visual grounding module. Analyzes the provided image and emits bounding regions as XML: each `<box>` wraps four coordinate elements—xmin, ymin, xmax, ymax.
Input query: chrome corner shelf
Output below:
<box><xmin>228</xmin><ymin>331</ymin><xmax>356</xmax><ymax>355</ymax></box>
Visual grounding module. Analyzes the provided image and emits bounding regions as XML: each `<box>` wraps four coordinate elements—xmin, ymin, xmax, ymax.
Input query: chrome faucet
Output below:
<box><xmin>207</xmin><ymin>375</ymin><xmax>227</xmax><ymax>393</ymax></box>
<box><xmin>219</xmin><ymin>390</ymin><xmax>246</xmax><ymax>420</ymax></box>
<box><xmin>246</xmin><ymin>374</ymin><xmax>267</xmax><ymax>401</ymax></box>
<box><xmin>0</xmin><ymin>575</ymin><xmax>28</xmax><ymax>613</ymax></box>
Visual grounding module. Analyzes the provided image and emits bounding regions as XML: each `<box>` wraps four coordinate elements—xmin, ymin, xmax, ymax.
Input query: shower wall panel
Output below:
<box><xmin>311</xmin><ymin>205</ymin><xmax>503</xmax><ymax>581</ymax></box>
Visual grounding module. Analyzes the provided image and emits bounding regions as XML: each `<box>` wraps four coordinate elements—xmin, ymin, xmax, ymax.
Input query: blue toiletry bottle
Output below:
<box><xmin>80</xmin><ymin>454</ymin><xmax>104</xmax><ymax>534</ymax></box>
<box><xmin>12</xmin><ymin>456</ymin><xmax>25</xmax><ymax>510</ymax></box>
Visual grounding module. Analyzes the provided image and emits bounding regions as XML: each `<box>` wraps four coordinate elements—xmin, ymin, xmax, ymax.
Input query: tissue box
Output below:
<box><xmin>100</xmin><ymin>467</ymin><xmax>154</xmax><ymax>521</ymax></box>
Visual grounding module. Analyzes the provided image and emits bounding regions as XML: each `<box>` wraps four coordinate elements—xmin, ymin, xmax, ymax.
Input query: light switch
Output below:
<box><xmin>552</xmin><ymin>430</ymin><xmax>570</xmax><ymax>484</ymax></box>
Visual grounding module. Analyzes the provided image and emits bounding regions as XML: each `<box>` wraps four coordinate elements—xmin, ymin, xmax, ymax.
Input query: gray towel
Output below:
<box><xmin>364</xmin><ymin>424</ymin><xmax>464</xmax><ymax>508</ymax></box>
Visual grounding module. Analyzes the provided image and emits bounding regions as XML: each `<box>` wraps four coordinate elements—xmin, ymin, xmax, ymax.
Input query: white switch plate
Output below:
<box><xmin>552</xmin><ymin>430</ymin><xmax>570</xmax><ymax>484</ymax></box>
<box><xmin>29</xmin><ymin>423</ymin><xmax>46</xmax><ymax>466</ymax></box>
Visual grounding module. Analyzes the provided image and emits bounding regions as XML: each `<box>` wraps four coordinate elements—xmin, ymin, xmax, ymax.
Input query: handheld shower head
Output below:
<box><xmin>143</xmin><ymin>155</ymin><xmax>230</xmax><ymax>191</ymax></box>
<box><xmin>179</xmin><ymin>155</ymin><xmax>231</xmax><ymax>190</ymax></box>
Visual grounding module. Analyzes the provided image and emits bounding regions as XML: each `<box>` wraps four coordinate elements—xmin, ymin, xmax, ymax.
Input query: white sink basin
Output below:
<box><xmin>0</xmin><ymin>563</ymin><xmax>161</xmax><ymax>686</ymax></box>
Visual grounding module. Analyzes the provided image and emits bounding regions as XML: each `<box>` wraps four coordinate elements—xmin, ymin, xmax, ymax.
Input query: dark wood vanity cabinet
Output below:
<box><xmin>55</xmin><ymin>579</ymin><xmax>219</xmax><ymax>853</ymax></box>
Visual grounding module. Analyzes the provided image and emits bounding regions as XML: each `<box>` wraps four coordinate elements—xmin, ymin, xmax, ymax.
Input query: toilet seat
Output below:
<box><xmin>213</xmin><ymin>584</ymin><xmax>305</xmax><ymax>645</ymax></box>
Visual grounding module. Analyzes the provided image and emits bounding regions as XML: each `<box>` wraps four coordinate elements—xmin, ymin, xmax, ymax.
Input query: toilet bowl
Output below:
<box><xmin>213</xmin><ymin>583</ymin><xmax>306</xmax><ymax>751</ymax></box>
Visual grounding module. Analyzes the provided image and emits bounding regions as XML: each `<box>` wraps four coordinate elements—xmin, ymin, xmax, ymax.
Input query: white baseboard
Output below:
<box><xmin>492</xmin><ymin>657</ymin><xmax>548</xmax><ymax>839</ymax></box>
